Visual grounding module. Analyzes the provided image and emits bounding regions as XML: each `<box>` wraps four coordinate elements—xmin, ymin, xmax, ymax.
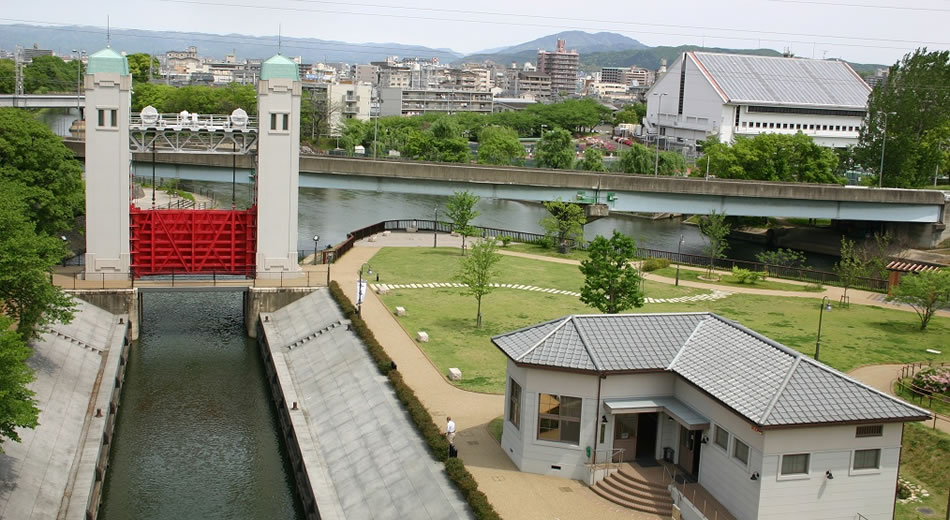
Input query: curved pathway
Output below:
<box><xmin>372</xmin><ymin>282</ymin><xmax>732</xmax><ymax>305</ymax></box>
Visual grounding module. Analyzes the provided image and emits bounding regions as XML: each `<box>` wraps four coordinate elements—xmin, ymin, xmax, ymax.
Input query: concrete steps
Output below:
<box><xmin>592</xmin><ymin>468</ymin><xmax>674</xmax><ymax>517</ymax></box>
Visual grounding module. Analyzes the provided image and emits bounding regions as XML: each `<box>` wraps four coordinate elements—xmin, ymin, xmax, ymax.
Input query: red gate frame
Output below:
<box><xmin>129</xmin><ymin>206</ymin><xmax>257</xmax><ymax>277</ymax></box>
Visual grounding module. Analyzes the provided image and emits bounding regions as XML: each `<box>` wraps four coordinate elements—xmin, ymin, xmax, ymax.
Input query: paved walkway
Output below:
<box><xmin>372</xmin><ymin>282</ymin><xmax>732</xmax><ymax>305</ymax></box>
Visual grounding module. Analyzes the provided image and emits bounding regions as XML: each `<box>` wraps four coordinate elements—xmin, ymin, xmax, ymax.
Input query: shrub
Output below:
<box><xmin>911</xmin><ymin>367</ymin><xmax>950</xmax><ymax>396</ymax></box>
<box><xmin>499</xmin><ymin>235</ymin><xmax>513</xmax><ymax>247</ymax></box>
<box><xmin>327</xmin><ymin>281</ymin><xmax>500</xmax><ymax>519</ymax></box>
<box><xmin>731</xmin><ymin>267</ymin><xmax>763</xmax><ymax>284</ymax></box>
<box><xmin>532</xmin><ymin>236</ymin><xmax>554</xmax><ymax>249</ymax></box>
<box><xmin>641</xmin><ymin>258</ymin><xmax>671</xmax><ymax>272</ymax></box>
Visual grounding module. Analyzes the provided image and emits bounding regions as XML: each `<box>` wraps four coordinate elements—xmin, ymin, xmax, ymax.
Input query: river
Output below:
<box><xmin>98</xmin><ymin>292</ymin><xmax>303</xmax><ymax>520</ymax></box>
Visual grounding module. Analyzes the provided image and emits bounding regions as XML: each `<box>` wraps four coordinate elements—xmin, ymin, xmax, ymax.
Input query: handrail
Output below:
<box><xmin>588</xmin><ymin>448</ymin><xmax>624</xmax><ymax>483</ymax></box>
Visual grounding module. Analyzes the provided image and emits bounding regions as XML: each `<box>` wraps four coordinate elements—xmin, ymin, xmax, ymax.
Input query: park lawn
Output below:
<box><xmin>895</xmin><ymin>423</ymin><xmax>950</xmax><ymax>520</ymax></box>
<box><xmin>894</xmin><ymin>382</ymin><xmax>950</xmax><ymax>417</ymax></box>
<box><xmin>488</xmin><ymin>416</ymin><xmax>504</xmax><ymax>444</ymax></box>
<box><xmin>650</xmin><ymin>266</ymin><xmax>824</xmax><ymax>293</ymax></box>
<box><xmin>504</xmin><ymin>243</ymin><xmax>590</xmax><ymax>262</ymax></box>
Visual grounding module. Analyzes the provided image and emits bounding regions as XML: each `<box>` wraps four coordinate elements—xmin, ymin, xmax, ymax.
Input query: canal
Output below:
<box><xmin>99</xmin><ymin>292</ymin><xmax>303</xmax><ymax>520</ymax></box>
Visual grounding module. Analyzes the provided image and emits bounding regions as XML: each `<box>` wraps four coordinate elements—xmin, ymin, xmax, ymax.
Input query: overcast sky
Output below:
<box><xmin>3</xmin><ymin>0</ymin><xmax>948</xmax><ymax>64</ymax></box>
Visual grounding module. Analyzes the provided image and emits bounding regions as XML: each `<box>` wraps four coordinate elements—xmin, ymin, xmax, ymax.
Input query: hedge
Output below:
<box><xmin>327</xmin><ymin>282</ymin><xmax>502</xmax><ymax>520</ymax></box>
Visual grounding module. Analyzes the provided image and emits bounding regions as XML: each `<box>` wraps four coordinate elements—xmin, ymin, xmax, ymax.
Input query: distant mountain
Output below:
<box><xmin>461</xmin><ymin>31</ymin><xmax>646</xmax><ymax>65</ymax></box>
<box><xmin>0</xmin><ymin>24</ymin><xmax>463</xmax><ymax>64</ymax></box>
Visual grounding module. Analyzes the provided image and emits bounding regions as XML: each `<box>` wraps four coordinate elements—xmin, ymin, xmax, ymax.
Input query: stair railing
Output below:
<box><xmin>588</xmin><ymin>448</ymin><xmax>625</xmax><ymax>485</ymax></box>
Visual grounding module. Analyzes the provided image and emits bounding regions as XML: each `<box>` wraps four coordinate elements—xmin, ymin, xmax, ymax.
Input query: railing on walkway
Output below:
<box><xmin>896</xmin><ymin>361</ymin><xmax>950</xmax><ymax>430</ymax></box>
<box><xmin>52</xmin><ymin>270</ymin><xmax>329</xmax><ymax>290</ymax></box>
<box><xmin>663</xmin><ymin>464</ymin><xmax>732</xmax><ymax>520</ymax></box>
<box><xmin>587</xmin><ymin>448</ymin><xmax>624</xmax><ymax>484</ymax></box>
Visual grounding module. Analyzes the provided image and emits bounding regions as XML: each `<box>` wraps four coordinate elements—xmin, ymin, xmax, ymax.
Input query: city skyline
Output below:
<box><xmin>2</xmin><ymin>0</ymin><xmax>948</xmax><ymax>65</ymax></box>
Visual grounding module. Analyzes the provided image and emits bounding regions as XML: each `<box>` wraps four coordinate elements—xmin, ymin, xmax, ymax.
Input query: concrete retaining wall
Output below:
<box><xmin>70</xmin><ymin>289</ymin><xmax>140</xmax><ymax>340</ymax></box>
<box><xmin>243</xmin><ymin>288</ymin><xmax>316</xmax><ymax>338</ymax></box>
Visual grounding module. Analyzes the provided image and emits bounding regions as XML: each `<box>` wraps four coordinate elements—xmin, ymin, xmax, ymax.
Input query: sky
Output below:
<box><xmin>2</xmin><ymin>0</ymin><xmax>949</xmax><ymax>65</ymax></box>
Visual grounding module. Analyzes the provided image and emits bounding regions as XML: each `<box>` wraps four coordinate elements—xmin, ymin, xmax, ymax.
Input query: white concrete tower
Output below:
<box><xmin>83</xmin><ymin>48</ymin><xmax>132</xmax><ymax>277</ymax></box>
<box><xmin>255</xmin><ymin>54</ymin><xmax>302</xmax><ymax>275</ymax></box>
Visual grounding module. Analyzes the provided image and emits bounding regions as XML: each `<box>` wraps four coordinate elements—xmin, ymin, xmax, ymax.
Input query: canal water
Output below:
<box><xmin>99</xmin><ymin>292</ymin><xmax>303</xmax><ymax>520</ymax></box>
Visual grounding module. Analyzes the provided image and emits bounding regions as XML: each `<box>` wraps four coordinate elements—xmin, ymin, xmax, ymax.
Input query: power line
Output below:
<box><xmin>765</xmin><ymin>0</ymin><xmax>950</xmax><ymax>12</ymax></box>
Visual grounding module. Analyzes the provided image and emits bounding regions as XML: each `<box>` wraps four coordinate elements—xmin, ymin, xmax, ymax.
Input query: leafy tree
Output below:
<box><xmin>755</xmin><ymin>248</ymin><xmax>807</xmax><ymax>268</ymax></box>
<box><xmin>540</xmin><ymin>199</ymin><xmax>586</xmax><ymax>253</ymax></box>
<box><xmin>699</xmin><ymin>211</ymin><xmax>731</xmax><ymax>278</ymax></box>
<box><xmin>0</xmin><ymin>184</ymin><xmax>75</xmax><ymax>339</ymax></box>
<box><xmin>476</xmin><ymin>126</ymin><xmax>524</xmax><ymax>166</ymax></box>
<box><xmin>456</xmin><ymin>239</ymin><xmax>502</xmax><ymax>328</ymax></box>
<box><xmin>445</xmin><ymin>191</ymin><xmax>480</xmax><ymax>255</ymax></box>
<box><xmin>657</xmin><ymin>150</ymin><xmax>687</xmax><ymax>176</ymax></box>
<box><xmin>0</xmin><ymin>109</ymin><xmax>84</xmax><ymax>235</ymax></box>
<box><xmin>887</xmin><ymin>269</ymin><xmax>950</xmax><ymax>330</ymax></box>
<box><xmin>618</xmin><ymin>143</ymin><xmax>654</xmax><ymax>174</ymax></box>
<box><xmin>579</xmin><ymin>231</ymin><xmax>645</xmax><ymax>314</ymax></box>
<box><xmin>0</xmin><ymin>317</ymin><xmax>39</xmax><ymax>452</ymax></box>
<box><xmin>614</xmin><ymin>103</ymin><xmax>647</xmax><ymax>125</ymax></box>
<box><xmin>576</xmin><ymin>147</ymin><xmax>607</xmax><ymax>172</ymax></box>
<box><xmin>834</xmin><ymin>237</ymin><xmax>867</xmax><ymax>306</ymax></box>
<box><xmin>24</xmin><ymin>55</ymin><xmax>77</xmax><ymax>93</ymax></box>
<box><xmin>126</xmin><ymin>53</ymin><xmax>160</xmax><ymax>83</ymax></box>
<box><xmin>856</xmin><ymin>48</ymin><xmax>950</xmax><ymax>187</ymax></box>
<box><xmin>536</xmin><ymin>128</ymin><xmax>575</xmax><ymax>169</ymax></box>
<box><xmin>698</xmin><ymin>133</ymin><xmax>840</xmax><ymax>183</ymax></box>
<box><xmin>0</xmin><ymin>59</ymin><xmax>14</xmax><ymax>94</ymax></box>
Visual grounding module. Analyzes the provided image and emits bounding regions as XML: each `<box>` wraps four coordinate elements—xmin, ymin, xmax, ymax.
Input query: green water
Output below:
<box><xmin>99</xmin><ymin>291</ymin><xmax>303</xmax><ymax>520</ymax></box>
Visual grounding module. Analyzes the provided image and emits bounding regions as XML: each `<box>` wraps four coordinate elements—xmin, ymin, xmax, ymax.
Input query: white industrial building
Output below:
<box><xmin>644</xmin><ymin>52</ymin><xmax>872</xmax><ymax>148</ymax></box>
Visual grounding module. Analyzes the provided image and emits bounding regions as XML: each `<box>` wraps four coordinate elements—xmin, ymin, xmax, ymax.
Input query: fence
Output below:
<box><xmin>896</xmin><ymin>362</ymin><xmax>950</xmax><ymax>431</ymax></box>
<box><xmin>52</xmin><ymin>269</ymin><xmax>330</xmax><ymax>290</ymax></box>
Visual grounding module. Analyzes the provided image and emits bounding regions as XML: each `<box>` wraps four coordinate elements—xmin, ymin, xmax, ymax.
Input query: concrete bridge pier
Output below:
<box><xmin>584</xmin><ymin>203</ymin><xmax>610</xmax><ymax>224</ymax></box>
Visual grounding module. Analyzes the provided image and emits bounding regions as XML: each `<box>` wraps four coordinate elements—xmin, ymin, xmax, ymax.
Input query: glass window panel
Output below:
<box><xmin>853</xmin><ymin>449</ymin><xmax>880</xmax><ymax>470</ymax></box>
<box><xmin>270</xmin><ymin>113</ymin><xmax>277</xmax><ymax>130</ymax></box>
<box><xmin>560</xmin><ymin>396</ymin><xmax>582</xmax><ymax>419</ymax></box>
<box><xmin>282</xmin><ymin>113</ymin><xmax>289</xmax><ymax>130</ymax></box>
<box><xmin>508</xmin><ymin>380</ymin><xmax>521</xmax><ymax>429</ymax></box>
<box><xmin>98</xmin><ymin>109</ymin><xmax>105</xmax><ymax>127</ymax></box>
<box><xmin>110</xmin><ymin>109</ymin><xmax>117</xmax><ymax>127</ymax></box>
<box><xmin>714</xmin><ymin>426</ymin><xmax>729</xmax><ymax>450</ymax></box>
<box><xmin>561</xmin><ymin>420</ymin><xmax>581</xmax><ymax>444</ymax></box>
<box><xmin>539</xmin><ymin>394</ymin><xmax>560</xmax><ymax>415</ymax></box>
<box><xmin>538</xmin><ymin>418</ymin><xmax>560</xmax><ymax>441</ymax></box>
<box><xmin>781</xmin><ymin>453</ymin><xmax>810</xmax><ymax>475</ymax></box>
<box><xmin>733</xmin><ymin>439</ymin><xmax>749</xmax><ymax>465</ymax></box>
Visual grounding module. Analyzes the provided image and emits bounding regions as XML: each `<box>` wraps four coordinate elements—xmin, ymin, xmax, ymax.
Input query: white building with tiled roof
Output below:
<box><xmin>644</xmin><ymin>52</ymin><xmax>872</xmax><ymax>149</ymax></box>
<box><xmin>492</xmin><ymin>313</ymin><xmax>930</xmax><ymax>520</ymax></box>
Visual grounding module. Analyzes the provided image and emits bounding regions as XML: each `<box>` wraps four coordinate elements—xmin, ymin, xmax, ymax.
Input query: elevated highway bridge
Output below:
<box><xmin>62</xmin><ymin>139</ymin><xmax>950</xmax><ymax>248</ymax></box>
<box><xmin>0</xmin><ymin>94</ymin><xmax>85</xmax><ymax>108</ymax></box>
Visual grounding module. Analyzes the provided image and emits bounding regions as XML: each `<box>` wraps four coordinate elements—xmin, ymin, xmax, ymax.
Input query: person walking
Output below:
<box><xmin>446</xmin><ymin>416</ymin><xmax>457</xmax><ymax>457</ymax></box>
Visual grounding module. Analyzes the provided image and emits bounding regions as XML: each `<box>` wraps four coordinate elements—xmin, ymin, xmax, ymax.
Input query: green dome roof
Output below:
<box><xmin>260</xmin><ymin>54</ymin><xmax>300</xmax><ymax>81</ymax></box>
<box><xmin>86</xmin><ymin>47</ymin><xmax>130</xmax><ymax>76</ymax></box>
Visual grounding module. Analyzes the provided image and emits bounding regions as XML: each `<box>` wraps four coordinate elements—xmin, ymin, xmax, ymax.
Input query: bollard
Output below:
<box><xmin>95</xmin><ymin>408</ymin><xmax>103</xmax><ymax>417</ymax></box>
<box><xmin>292</xmin><ymin>401</ymin><xmax>298</xmax><ymax>410</ymax></box>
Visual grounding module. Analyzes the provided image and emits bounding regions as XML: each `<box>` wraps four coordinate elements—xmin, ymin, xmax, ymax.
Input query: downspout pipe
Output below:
<box><xmin>592</xmin><ymin>373</ymin><xmax>606</xmax><ymax>471</ymax></box>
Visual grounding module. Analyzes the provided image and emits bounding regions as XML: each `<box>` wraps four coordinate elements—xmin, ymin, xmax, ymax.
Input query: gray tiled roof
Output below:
<box><xmin>691</xmin><ymin>52</ymin><xmax>871</xmax><ymax>109</ymax></box>
<box><xmin>492</xmin><ymin>313</ymin><xmax>930</xmax><ymax>428</ymax></box>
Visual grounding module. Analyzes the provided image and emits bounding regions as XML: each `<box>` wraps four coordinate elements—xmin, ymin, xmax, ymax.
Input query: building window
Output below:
<box><xmin>270</xmin><ymin>113</ymin><xmax>277</xmax><ymax>130</ymax></box>
<box><xmin>508</xmin><ymin>379</ymin><xmax>522</xmax><ymax>429</ymax></box>
<box><xmin>856</xmin><ymin>425</ymin><xmax>883</xmax><ymax>438</ymax></box>
<box><xmin>282</xmin><ymin>114</ymin><xmax>289</xmax><ymax>130</ymax></box>
<box><xmin>853</xmin><ymin>449</ymin><xmax>881</xmax><ymax>470</ymax></box>
<box><xmin>714</xmin><ymin>425</ymin><xmax>729</xmax><ymax>450</ymax></box>
<box><xmin>110</xmin><ymin>109</ymin><xmax>117</xmax><ymax>127</ymax></box>
<box><xmin>755</xmin><ymin>122</ymin><xmax>761</xmax><ymax>128</ymax></box>
<box><xmin>538</xmin><ymin>393</ymin><xmax>581</xmax><ymax>444</ymax></box>
<box><xmin>98</xmin><ymin>109</ymin><xmax>105</xmax><ymax>127</ymax></box>
<box><xmin>780</xmin><ymin>453</ymin><xmax>810</xmax><ymax>475</ymax></box>
<box><xmin>733</xmin><ymin>438</ymin><xmax>750</xmax><ymax>465</ymax></box>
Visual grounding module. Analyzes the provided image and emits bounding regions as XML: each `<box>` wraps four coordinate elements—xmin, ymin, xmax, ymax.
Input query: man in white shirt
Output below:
<box><xmin>446</xmin><ymin>416</ymin><xmax>456</xmax><ymax>446</ymax></box>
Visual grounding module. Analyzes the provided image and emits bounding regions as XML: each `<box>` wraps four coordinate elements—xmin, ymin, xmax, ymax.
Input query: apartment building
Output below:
<box><xmin>379</xmin><ymin>87</ymin><xmax>493</xmax><ymax>116</ymax></box>
<box><xmin>537</xmin><ymin>39</ymin><xmax>579</xmax><ymax>95</ymax></box>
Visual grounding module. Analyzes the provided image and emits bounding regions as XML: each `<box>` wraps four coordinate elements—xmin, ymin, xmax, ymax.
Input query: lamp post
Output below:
<box><xmin>652</xmin><ymin>92</ymin><xmax>668</xmax><ymax>176</ymax></box>
<box><xmin>357</xmin><ymin>262</ymin><xmax>372</xmax><ymax>316</ymax></box>
<box><xmin>814</xmin><ymin>296</ymin><xmax>833</xmax><ymax>361</ymax></box>
<box><xmin>675</xmin><ymin>234</ymin><xmax>685</xmax><ymax>286</ymax></box>
<box><xmin>72</xmin><ymin>49</ymin><xmax>85</xmax><ymax>109</ymax></box>
<box><xmin>433</xmin><ymin>207</ymin><xmax>439</xmax><ymax>248</ymax></box>
<box><xmin>312</xmin><ymin>234</ymin><xmax>320</xmax><ymax>265</ymax></box>
<box><xmin>373</xmin><ymin>115</ymin><xmax>379</xmax><ymax>159</ymax></box>
<box><xmin>878</xmin><ymin>111</ymin><xmax>896</xmax><ymax>188</ymax></box>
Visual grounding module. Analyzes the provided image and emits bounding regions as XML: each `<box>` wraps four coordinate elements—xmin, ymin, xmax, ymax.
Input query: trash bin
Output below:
<box><xmin>663</xmin><ymin>447</ymin><xmax>675</xmax><ymax>463</ymax></box>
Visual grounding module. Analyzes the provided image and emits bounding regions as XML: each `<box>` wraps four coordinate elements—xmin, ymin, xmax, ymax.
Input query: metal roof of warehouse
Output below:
<box><xmin>492</xmin><ymin>313</ymin><xmax>930</xmax><ymax>429</ymax></box>
<box><xmin>690</xmin><ymin>52</ymin><xmax>872</xmax><ymax>109</ymax></box>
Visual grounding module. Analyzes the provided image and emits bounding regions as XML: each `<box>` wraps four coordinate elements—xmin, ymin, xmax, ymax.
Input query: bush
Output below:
<box><xmin>641</xmin><ymin>258</ymin><xmax>671</xmax><ymax>272</ymax></box>
<box><xmin>499</xmin><ymin>235</ymin><xmax>513</xmax><ymax>247</ymax></box>
<box><xmin>532</xmin><ymin>236</ymin><xmax>553</xmax><ymax>249</ymax></box>
<box><xmin>327</xmin><ymin>281</ymin><xmax>500</xmax><ymax>519</ymax></box>
<box><xmin>731</xmin><ymin>267</ymin><xmax>763</xmax><ymax>284</ymax></box>
<box><xmin>911</xmin><ymin>367</ymin><xmax>950</xmax><ymax>396</ymax></box>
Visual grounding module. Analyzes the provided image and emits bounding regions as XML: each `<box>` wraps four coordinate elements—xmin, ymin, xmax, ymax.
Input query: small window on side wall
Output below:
<box><xmin>508</xmin><ymin>379</ymin><xmax>521</xmax><ymax>430</ymax></box>
<box><xmin>98</xmin><ymin>109</ymin><xmax>105</xmax><ymax>127</ymax></box>
<box><xmin>282</xmin><ymin>114</ymin><xmax>289</xmax><ymax>131</ymax></box>
<box><xmin>853</xmin><ymin>449</ymin><xmax>881</xmax><ymax>471</ymax></box>
<box><xmin>780</xmin><ymin>453</ymin><xmax>810</xmax><ymax>476</ymax></box>
<box><xmin>714</xmin><ymin>425</ymin><xmax>729</xmax><ymax>450</ymax></box>
<box><xmin>733</xmin><ymin>438</ymin><xmax>750</xmax><ymax>465</ymax></box>
<box><xmin>270</xmin><ymin>113</ymin><xmax>278</xmax><ymax>131</ymax></box>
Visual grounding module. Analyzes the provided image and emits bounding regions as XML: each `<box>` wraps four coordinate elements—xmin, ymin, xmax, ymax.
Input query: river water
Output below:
<box><xmin>99</xmin><ymin>292</ymin><xmax>303</xmax><ymax>520</ymax></box>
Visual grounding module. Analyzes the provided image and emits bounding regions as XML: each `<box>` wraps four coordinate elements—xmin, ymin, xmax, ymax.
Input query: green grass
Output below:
<box><xmin>488</xmin><ymin>416</ymin><xmax>504</xmax><ymax>444</ymax></box>
<box><xmin>650</xmin><ymin>266</ymin><xmax>824</xmax><ymax>293</ymax></box>
<box><xmin>896</xmin><ymin>424</ymin><xmax>950</xmax><ymax>520</ymax></box>
<box><xmin>504</xmin><ymin>243</ymin><xmax>590</xmax><ymax>262</ymax></box>
<box><xmin>373</xmin><ymin>247</ymin><xmax>950</xmax><ymax>394</ymax></box>
<box><xmin>895</xmin><ymin>381</ymin><xmax>950</xmax><ymax>417</ymax></box>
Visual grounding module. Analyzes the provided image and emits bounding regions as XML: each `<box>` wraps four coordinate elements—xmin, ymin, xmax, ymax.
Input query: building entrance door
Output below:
<box><xmin>678</xmin><ymin>426</ymin><xmax>702</xmax><ymax>479</ymax></box>
<box><xmin>612</xmin><ymin>415</ymin><xmax>638</xmax><ymax>462</ymax></box>
<box><xmin>634</xmin><ymin>412</ymin><xmax>658</xmax><ymax>460</ymax></box>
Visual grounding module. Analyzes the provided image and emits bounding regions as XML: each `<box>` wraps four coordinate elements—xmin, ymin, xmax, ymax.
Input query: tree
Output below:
<box><xmin>576</xmin><ymin>147</ymin><xmax>607</xmax><ymax>172</ymax></box>
<box><xmin>755</xmin><ymin>248</ymin><xmax>807</xmax><ymax>268</ymax></box>
<box><xmin>697</xmin><ymin>133</ymin><xmax>840</xmax><ymax>183</ymax></box>
<box><xmin>887</xmin><ymin>269</ymin><xmax>950</xmax><ymax>330</ymax></box>
<box><xmin>0</xmin><ymin>317</ymin><xmax>39</xmax><ymax>452</ymax></box>
<box><xmin>0</xmin><ymin>59</ymin><xmax>14</xmax><ymax>94</ymax></box>
<box><xmin>126</xmin><ymin>53</ymin><xmax>160</xmax><ymax>83</ymax></box>
<box><xmin>617</xmin><ymin>142</ymin><xmax>653</xmax><ymax>174</ymax></box>
<box><xmin>23</xmin><ymin>56</ymin><xmax>76</xmax><ymax>93</ymax></box>
<box><xmin>477</xmin><ymin>126</ymin><xmax>524</xmax><ymax>166</ymax></box>
<box><xmin>834</xmin><ymin>237</ymin><xmax>867</xmax><ymax>306</ymax></box>
<box><xmin>613</xmin><ymin>103</ymin><xmax>647</xmax><ymax>126</ymax></box>
<box><xmin>0</xmin><ymin>184</ymin><xmax>75</xmax><ymax>340</ymax></box>
<box><xmin>699</xmin><ymin>211</ymin><xmax>731</xmax><ymax>278</ymax></box>
<box><xmin>856</xmin><ymin>48</ymin><xmax>950</xmax><ymax>187</ymax></box>
<box><xmin>540</xmin><ymin>199</ymin><xmax>586</xmax><ymax>253</ymax></box>
<box><xmin>445</xmin><ymin>191</ymin><xmax>480</xmax><ymax>255</ymax></box>
<box><xmin>579</xmin><ymin>231</ymin><xmax>645</xmax><ymax>314</ymax></box>
<box><xmin>536</xmin><ymin>128</ymin><xmax>574</xmax><ymax>169</ymax></box>
<box><xmin>456</xmin><ymin>239</ymin><xmax>502</xmax><ymax>328</ymax></box>
<box><xmin>0</xmin><ymin>109</ymin><xmax>84</xmax><ymax>235</ymax></box>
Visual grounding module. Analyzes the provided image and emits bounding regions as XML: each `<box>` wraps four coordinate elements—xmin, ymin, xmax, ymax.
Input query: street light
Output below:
<box><xmin>878</xmin><ymin>111</ymin><xmax>896</xmax><ymax>188</ymax></box>
<box><xmin>433</xmin><ymin>207</ymin><xmax>439</xmax><ymax>248</ymax></box>
<box><xmin>72</xmin><ymin>49</ymin><xmax>85</xmax><ymax>109</ymax></box>
<box><xmin>675</xmin><ymin>234</ymin><xmax>685</xmax><ymax>286</ymax></box>
<box><xmin>814</xmin><ymin>296</ymin><xmax>833</xmax><ymax>361</ymax></box>
<box><xmin>312</xmin><ymin>234</ymin><xmax>320</xmax><ymax>265</ymax></box>
<box><xmin>652</xmin><ymin>92</ymin><xmax>668</xmax><ymax>176</ymax></box>
<box><xmin>357</xmin><ymin>262</ymin><xmax>373</xmax><ymax>316</ymax></box>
